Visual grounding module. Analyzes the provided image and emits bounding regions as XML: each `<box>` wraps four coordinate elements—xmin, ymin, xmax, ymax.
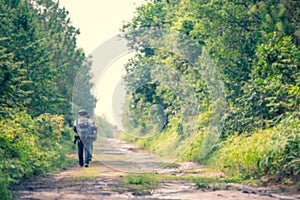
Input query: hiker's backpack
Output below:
<box><xmin>76</xmin><ymin>117</ymin><xmax>94</xmax><ymax>142</ymax></box>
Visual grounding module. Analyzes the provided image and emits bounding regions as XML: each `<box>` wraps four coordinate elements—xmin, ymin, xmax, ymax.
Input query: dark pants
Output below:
<box><xmin>77</xmin><ymin>139</ymin><xmax>91</xmax><ymax>166</ymax></box>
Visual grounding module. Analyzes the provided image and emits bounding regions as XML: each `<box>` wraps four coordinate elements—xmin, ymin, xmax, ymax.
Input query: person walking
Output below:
<box><xmin>87</xmin><ymin>115</ymin><xmax>98</xmax><ymax>161</ymax></box>
<box><xmin>73</xmin><ymin>109</ymin><xmax>95</xmax><ymax>167</ymax></box>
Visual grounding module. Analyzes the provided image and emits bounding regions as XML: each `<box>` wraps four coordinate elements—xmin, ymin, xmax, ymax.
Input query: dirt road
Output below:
<box><xmin>13</xmin><ymin>138</ymin><xmax>299</xmax><ymax>200</ymax></box>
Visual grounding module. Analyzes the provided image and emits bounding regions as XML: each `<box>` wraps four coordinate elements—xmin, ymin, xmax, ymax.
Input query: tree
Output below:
<box><xmin>0</xmin><ymin>0</ymin><xmax>96</xmax><ymax>122</ymax></box>
<box><xmin>247</xmin><ymin>33</ymin><xmax>300</xmax><ymax>121</ymax></box>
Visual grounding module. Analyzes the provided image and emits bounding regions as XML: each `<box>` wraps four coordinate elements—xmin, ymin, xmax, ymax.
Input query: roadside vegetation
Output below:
<box><xmin>1</xmin><ymin>0</ymin><xmax>299</xmax><ymax>198</ymax></box>
<box><xmin>0</xmin><ymin>0</ymin><xmax>95</xmax><ymax>198</ymax></box>
<box><xmin>121</xmin><ymin>0</ymin><xmax>300</xmax><ymax>187</ymax></box>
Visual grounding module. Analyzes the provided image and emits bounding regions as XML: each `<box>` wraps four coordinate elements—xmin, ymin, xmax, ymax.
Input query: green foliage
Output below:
<box><xmin>211</xmin><ymin>112</ymin><xmax>300</xmax><ymax>182</ymax></box>
<box><xmin>0</xmin><ymin>46</ymin><xmax>27</xmax><ymax>111</ymax></box>
<box><xmin>249</xmin><ymin>0</ymin><xmax>300</xmax><ymax>45</ymax></box>
<box><xmin>252</xmin><ymin>34</ymin><xmax>299</xmax><ymax>118</ymax></box>
<box><xmin>223</xmin><ymin>33</ymin><xmax>300</xmax><ymax>135</ymax></box>
<box><xmin>122</xmin><ymin>1</ymin><xmax>167</xmax><ymax>30</ymax></box>
<box><xmin>0</xmin><ymin>0</ymin><xmax>95</xmax><ymax>122</ymax></box>
<box><xmin>181</xmin><ymin>132</ymin><xmax>204</xmax><ymax>161</ymax></box>
<box><xmin>0</xmin><ymin>173</ymin><xmax>11</xmax><ymax>200</ymax></box>
<box><xmin>123</xmin><ymin>174</ymin><xmax>159</xmax><ymax>185</ymax></box>
<box><xmin>122</xmin><ymin>0</ymin><xmax>300</xmax><ymax>185</ymax></box>
<box><xmin>0</xmin><ymin>110</ymin><xmax>74</xmax><ymax>198</ymax></box>
<box><xmin>0</xmin><ymin>0</ymin><xmax>96</xmax><ymax>197</ymax></box>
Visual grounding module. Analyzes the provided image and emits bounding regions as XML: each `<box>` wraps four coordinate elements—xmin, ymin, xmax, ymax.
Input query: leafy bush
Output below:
<box><xmin>0</xmin><ymin>110</ymin><xmax>74</xmax><ymax>199</ymax></box>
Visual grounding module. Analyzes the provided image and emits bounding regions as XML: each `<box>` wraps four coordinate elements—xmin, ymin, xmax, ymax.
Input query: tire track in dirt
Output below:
<box><xmin>13</xmin><ymin>138</ymin><xmax>299</xmax><ymax>200</ymax></box>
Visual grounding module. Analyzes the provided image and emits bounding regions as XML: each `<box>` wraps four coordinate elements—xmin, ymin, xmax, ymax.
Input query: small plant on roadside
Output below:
<box><xmin>119</xmin><ymin>174</ymin><xmax>160</xmax><ymax>195</ymax></box>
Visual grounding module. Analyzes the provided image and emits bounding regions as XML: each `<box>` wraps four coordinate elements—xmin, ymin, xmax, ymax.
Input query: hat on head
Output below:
<box><xmin>78</xmin><ymin>109</ymin><xmax>88</xmax><ymax>116</ymax></box>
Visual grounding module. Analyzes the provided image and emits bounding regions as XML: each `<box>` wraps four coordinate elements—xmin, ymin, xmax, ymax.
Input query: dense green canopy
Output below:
<box><xmin>121</xmin><ymin>0</ymin><xmax>300</xmax><ymax>182</ymax></box>
<box><xmin>0</xmin><ymin>0</ymin><xmax>96</xmax><ymax>122</ymax></box>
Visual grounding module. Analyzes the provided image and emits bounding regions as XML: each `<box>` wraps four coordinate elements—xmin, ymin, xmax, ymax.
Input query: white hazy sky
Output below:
<box><xmin>60</xmin><ymin>0</ymin><xmax>143</xmax><ymax>54</ymax></box>
<box><xmin>59</xmin><ymin>0</ymin><xmax>144</xmax><ymax>124</ymax></box>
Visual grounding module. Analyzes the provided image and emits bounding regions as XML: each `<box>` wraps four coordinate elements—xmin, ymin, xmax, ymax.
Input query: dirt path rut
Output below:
<box><xmin>13</xmin><ymin>138</ymin><xmax>299</xmax><ymax>200</ymax></box>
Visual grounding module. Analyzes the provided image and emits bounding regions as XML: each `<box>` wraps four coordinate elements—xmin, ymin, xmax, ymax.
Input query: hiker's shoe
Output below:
<box><xmin>84</xmin><ymin>163</ymin><xmax>89</xmax><ymax>168</ymax></box>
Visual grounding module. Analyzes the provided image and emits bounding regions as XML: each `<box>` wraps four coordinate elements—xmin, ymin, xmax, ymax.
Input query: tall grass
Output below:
<box><xmin>210</xmin><ymin>113</ymin><xmax>300</xmax><ymax>183</ymax></box>
<box><xmin>122</xmin><ymin>107</ymin><xmax>300</xmax><ymax>185</ymax></box>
